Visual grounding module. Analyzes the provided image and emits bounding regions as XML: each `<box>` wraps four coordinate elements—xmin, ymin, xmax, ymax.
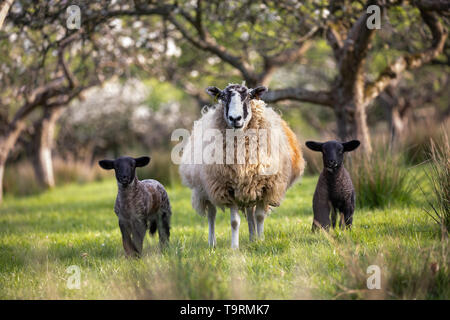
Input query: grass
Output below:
<box><xmin>421</xmin><ymin>133</ymin><xmax>450</xmax><ymax>240</ymax></box>
<box><xmin>348</xmin><ymin>145</ymin><xmax>416</xmax><ymax>209</ymax></box>
<box><xmin>0</xmin><ymin>173</ymin><xmax>448</xmax><ymax>299</ymax></box>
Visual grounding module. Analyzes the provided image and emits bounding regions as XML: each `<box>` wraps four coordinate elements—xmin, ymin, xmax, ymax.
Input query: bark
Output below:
<box><xmin>0</xmin><ymin>121</ymin><xmax>26</xmax><ymax>203</ymax></box>
<box><xmin>31</xmin><ymin>106</ymin><xmax>65</xmax><ymax>189</ymax></box>
<box><xmin>0</xmin><ymin>0</ymin><xmax>13</xmax><ymax>30</ymax></box>
<box><xmin>379</xmin><ymin>87</ymin><xmax>410</xmax><ymax>144</ymax></box>
<box><xmin>335</xmin><ymin>99</ymin><xmax>372</xmax><ymax>153</ymax></box>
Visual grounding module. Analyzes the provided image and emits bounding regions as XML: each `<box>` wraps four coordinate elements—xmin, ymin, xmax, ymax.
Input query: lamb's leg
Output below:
<box><xmin>157</xmin><ymin>209</ymin><xmax>171</xmax><ymax>246</ymax></box>
<box><xmin>246</xmin><ymin>206</ymin><xmax>256</xmax><ymax>242</ymax></box>
<box><xmin>131</xmin><ymin>219</ymin><xmax>147</xmax><ymax>256</ymax></box>
<box><xmin>230</xmin><ymin>205</ymin><xmax>241</xmax><ymax>249</ymax></box>
<box><xmin>342</xmin><ymin>207</ymin><xmax>354</xmax><ymax>230</ymax></box>
<box><xmin>119</xmin><ymin>219</ymin><xmax>139</xmax><ymax>257</ymax></box>
<box><xmin>339</xmin><ymin>212</ymin><xmax>345</xmax><ymax>230</ymax></box>
<box><xmin>207</xmin><ymin>205</ymin><xmax>216</xmax><ymax>248</ymax></box>
<box><xmin>331</xmin><ymin>204</ymin><xmax>337</xmax><ymax>229</ymax></box>
<box><xmin>343</xmin><ymin>191</ymin><xmax>355</xmax><ymax>229</ymax></box>
<box><xmin>255</xmin><ymin>204</ymin><xmax>266</xmax><ymax>240</ymax></box>
<box><xmin>312</xmin><ymin>193</ymin><xmax>331</xmax><ymax>231</ymax></box>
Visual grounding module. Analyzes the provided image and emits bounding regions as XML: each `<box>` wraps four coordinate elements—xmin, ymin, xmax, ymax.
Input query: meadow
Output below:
<box><xmin>0</xmin><ymin>169</ymin><xmax>448</xmax><ymax>300</ymax></box>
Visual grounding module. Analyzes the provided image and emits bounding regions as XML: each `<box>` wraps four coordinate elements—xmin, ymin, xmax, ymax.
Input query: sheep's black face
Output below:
<box><xmin>98</xmin><ymin>156</ymin><xmax>150</xmax><ymax>187</ymax></box>
<box><xmin>306</xmin><ymin>140</ymin><xmax>360</xmax><ymax>173</ymax></box>
<box><xmin>206</xmin><ymin>84</ymin><xmax>267</xmax><ymax>130</ymax></box>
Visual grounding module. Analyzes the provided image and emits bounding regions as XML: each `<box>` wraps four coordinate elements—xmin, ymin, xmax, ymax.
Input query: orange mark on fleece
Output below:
<box><xmin>281</xmin><ymin>120</ymin><xmax>303</xmax><ymax>180</ymax></box>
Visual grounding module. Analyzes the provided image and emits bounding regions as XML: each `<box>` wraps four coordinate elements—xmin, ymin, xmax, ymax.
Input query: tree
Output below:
<box><xmin>122</xmin><ymin>0</ymin><xmax>448</xmax><ymax>154</ymax></box>
<box><xmin>0</xmin><ymin>0</ymin><xmax>159</xmax><ymax>202</ymax></box>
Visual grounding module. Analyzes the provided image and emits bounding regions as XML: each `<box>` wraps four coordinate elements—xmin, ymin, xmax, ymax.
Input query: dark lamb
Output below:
<box><xmin>305</xmin><ymin>140</ymin><xmax>360</xmax><ymax>231</ymax></box>
<box><xmin>99</xmin><ymin>156</ymin><xmax>171</xmax><ymax>257</ymax></box>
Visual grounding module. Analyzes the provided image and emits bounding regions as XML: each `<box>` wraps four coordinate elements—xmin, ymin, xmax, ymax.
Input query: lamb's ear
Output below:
<box><xmin>343</xmin><ymin>140</ymin><xmax>360</xmax><ymax>152</ymax></box>
<box><xmin>135</xmin><ymin>156</ymin><xmax>150</xmax><ymax>167</ymax></box>
<box><xmin>98</xmin><ymin>159</ymin><xmax>115</xmax><ymax>170</ymax></box>
<box><xmin>206</xmin><ymin>86</ymin><xmax>223</xmax><ymax>99</ymax></box>
<box><xmin>249</xmin><ymin>86</ymin><xmax>268</xmax><ymax>99</ymax></box>
<box><xmin>305</xmin><ymin>141</ymin><xmax>323</xmax><ymax>152</ymax></box>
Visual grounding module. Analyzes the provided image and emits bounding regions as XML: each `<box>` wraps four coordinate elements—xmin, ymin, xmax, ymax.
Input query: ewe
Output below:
<box><xmin>180</xmin><ymin>84</ymin><xmax>305</xmax><ymax>248</ymax></box>
<box><xmin>99</xmin><ymin>156</ymin><xmax>171</xmax><ymax>257</ymax></box>
<box><xmin>305</xmin><ymin>140</ymin><xmax>360</xmax><ymax>230</ymax></box>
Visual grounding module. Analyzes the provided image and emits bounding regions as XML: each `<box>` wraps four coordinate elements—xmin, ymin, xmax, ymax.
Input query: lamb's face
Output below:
<box><xmin>98</xmin><ymin>156</ymin><xmax>150</xmax><ymax>187</ymax></box>
<box><xmin>206</xmin><ymin>84</ymin><xmax>268</xmax><ymax>130</ymax></box>
<box><xmin>305</xmin><ymin>140</ymin><xmax>360</xmax><ymax>173</ymax></box>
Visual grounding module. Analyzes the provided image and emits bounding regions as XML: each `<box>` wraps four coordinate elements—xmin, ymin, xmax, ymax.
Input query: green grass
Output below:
<box><xmin>0</xmin><ymin>175</ymin><xmax>448</xmax><ymax>299</ymax></box>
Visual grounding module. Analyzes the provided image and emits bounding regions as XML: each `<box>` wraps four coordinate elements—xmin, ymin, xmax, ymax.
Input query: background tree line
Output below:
<box><xmin>0</xmin><ymin>0</ymin><xmax>449</xmax><ymax>203</ymax></box>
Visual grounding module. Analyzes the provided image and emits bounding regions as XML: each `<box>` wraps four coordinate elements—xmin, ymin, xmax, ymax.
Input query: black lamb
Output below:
<box><xmin>305</xmin><ymin>140</ymin><xmax>360</xmax><ymax>231</ymax></box>
<box><xmin>99</xmin><ymin>156</ymin><xmax>171</xmax><ymax>257</ymax></box>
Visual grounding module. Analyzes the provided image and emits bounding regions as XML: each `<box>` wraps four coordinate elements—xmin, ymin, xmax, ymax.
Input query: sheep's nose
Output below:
<box><xmin>228</xmin><ymin>115</ymin><xmax>242</xmax><ymax>123</ymax></box>
<box><xmin>327</xmin><ymin>160</ymin><xmax>337</xmax><ymax>167</ymax></box>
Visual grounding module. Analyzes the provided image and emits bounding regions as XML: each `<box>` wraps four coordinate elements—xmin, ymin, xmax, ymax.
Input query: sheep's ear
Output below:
<box><xmin>98</xmin><ymin>159</ymin><xmax>115</xmax><ymax>170</ymax></box>
<box><xmin>343</xmin><ymin>140</ymin><xmax>360</xmax><ymax>152</ymax></box>
<box><xmin>249</xmin><ymin>86</ymin><xmax>268</xmax><ymax>99</ymax></box>
<box><xmin>305</xmin><ymin>141</ymin><xmax>323</xmax><ymax>152</ymax></box>
<box><xmin>135</xmin><ymin>156</ymin><xmax>150</xmax><ymax>167</ymax></box>
<box><xmin>206</xmin><ymin>86</ymin><xmax>223</xmax><ymax>99</ymax></box>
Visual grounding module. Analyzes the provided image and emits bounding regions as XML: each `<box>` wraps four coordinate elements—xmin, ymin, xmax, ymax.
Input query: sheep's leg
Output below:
<box><xmin>255</xmin><ymin>204</ymin><xmax>266</xmax><ymax>240</ymax></box>
<box><xmin>342</xmin><ymin>207</ymin><xmax>354</xmax><ymax>230</ymax></box>
<box><xmin>131</xmin><ymin>219</ymin><xmax>147</xmax><ymax>256</ymax></box>
<box><xmin>119</xmin><ymin>219</ymin><xmax>139</xmax><ymax>257</ymax></box>
<box><xmin>343</xmin><ymin>191</ymin><xmax>355</xmax><ymax>229</ymax></box>
<box><xmin>339</xmin><ymin>213</ymin><xmax>345</xmax><ymax>230</ymax></box>
<box><xmin>331</xmin><ymin>204</ymin><xmax>337</xmax><ymax>229</ymax></box>
<box><xmin>246</xmin><ymin>206</ymin><xmax>256</xmax><ymax>242</ymax></box>
<box><xmin>312</xmin><ymin>196</ymin><xmax>331</xmax><ymax>231</ymax></box>
<box><xmin>157</xmin><ymin>209</ymin><xmax>171</xmax><ymax>247</ymax></box>
<box><xmin>312</xmin><ymin>175</ymin><xmax>331</xmax><ymax>231</ymax></box>
<box><xmin>207</xmin><ymin>205</ymin><xmax>217</xmax><ymax>248</ymax></box>
<box><xmin>230</xmin><ymin>206</ymin><xmax>241</xmax><ymax>249</ymax></box>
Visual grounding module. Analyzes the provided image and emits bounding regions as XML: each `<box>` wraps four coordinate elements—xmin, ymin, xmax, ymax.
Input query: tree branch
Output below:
<box><xmin>326</xmin><ymin>24</ymin><xmax>344</xmax><ymax>59</ymax></box>
<box><xmin>262</xmin><ymin>87</ymin><xmax>333</xmax><ymax>106</ymax></box>
<box><xmin>339</xmin><ymin>1</ymin><xmax>380</xmax><ymax>75</ymax></box>
<box><xmin>364</xmin><ymin>9</ymin><xmax>448</xmax><ymax>103</ymax></box>
<box><xmin>167</xmin><ymin>13</ymin><xmax>257</xmax><ymax>84</ymax></box>
<box><xmin>413</xmin><ymin>0</ymin><xmax>450</xmax><ymax>11</ymax></box>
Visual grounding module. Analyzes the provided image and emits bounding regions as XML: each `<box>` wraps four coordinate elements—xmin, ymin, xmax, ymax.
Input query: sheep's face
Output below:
<box><xmin>206</xmin><ymin>84</ymin><xmax>267</xmax><ymax>130</ymax></box>
<box><xmin>98</xmin><ymin>156</ymin><xmax>150</xmax><ymax>187</ymax></box>
<box><xmin>306</xmin><ymin>140</ymin><xmax>360</xmax><ymax>173</ymax></box>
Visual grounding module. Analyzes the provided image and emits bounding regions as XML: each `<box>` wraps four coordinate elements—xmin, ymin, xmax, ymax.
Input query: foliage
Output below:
<box><xmin>421</xmin><ymin>131</ymin><xmax>450</xmax><ymax>240</ymax></box>
<box><xmin>349</xmin><ymin>143</ymin><xmax>415</xmax><ymax>209</ymax></box>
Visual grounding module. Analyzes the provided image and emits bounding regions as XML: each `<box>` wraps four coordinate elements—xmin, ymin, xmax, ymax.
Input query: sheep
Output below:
<box><xmin>305</xmin><ymin>140</ymin><xmax>360</xmax><ymax>231</ymax></box>
<box><xmin>179</xmin><ymin>83</ymin><xmax>305</xmax><ymax>249</ymax></box>
<box><xmin>98</xmin><ymin>156</ymin><xmax>171</xmax><ymax>257</ymax></box>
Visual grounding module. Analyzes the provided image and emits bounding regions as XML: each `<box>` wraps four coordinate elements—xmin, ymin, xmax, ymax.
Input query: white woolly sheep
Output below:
<box><xmin>179</xmin><ymin>84</ymin><xmax>305</xmax><ymax>248</ymax></box>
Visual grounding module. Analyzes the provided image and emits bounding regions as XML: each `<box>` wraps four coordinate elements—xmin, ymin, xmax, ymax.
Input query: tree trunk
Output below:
<box><xmin>0</xmin><ymin>0</ymin><xmax>13</xmax><ymax>30</ymax></box>
<box><xmin>0</xmin><ymin>157</ymin><xmax>4</xmax><ymax>204</ymax></box>
<box><xmin>0</xmin><ymin>121</ymin><xmax>26</xmax><ymax>204</ymax></box>
<box><xmin>31</xmin><ymin>106</ymin><xmax>64</xmax><ymax>189</ymax></box>
<box><xmin>335</xmin><ymin>101</ymin><xmax>372</xmax><ymax>154</ymax></box>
